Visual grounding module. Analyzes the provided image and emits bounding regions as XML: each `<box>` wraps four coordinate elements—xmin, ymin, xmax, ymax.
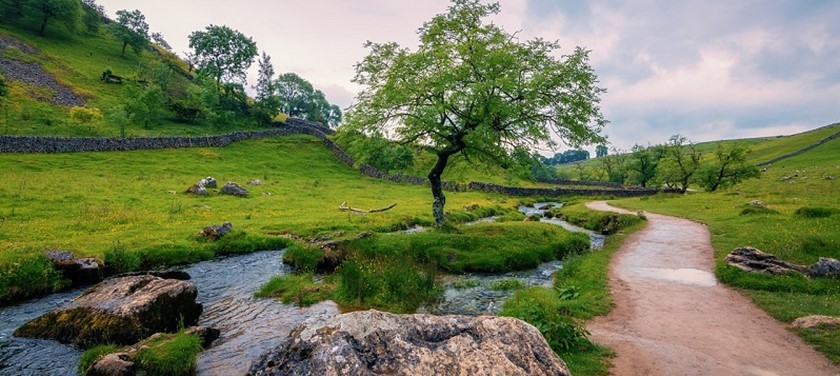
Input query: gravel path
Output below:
<box><xmin>586</xmin><ymin>201</ymin><xmax>839</xmax><ymax>376</ymax></box>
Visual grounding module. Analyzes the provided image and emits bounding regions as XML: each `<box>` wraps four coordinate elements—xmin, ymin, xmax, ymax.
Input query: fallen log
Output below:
<box><xmin>339</xmin><ymin>202</ymin><xmax>397</xmax><ymax>214</ymax></box>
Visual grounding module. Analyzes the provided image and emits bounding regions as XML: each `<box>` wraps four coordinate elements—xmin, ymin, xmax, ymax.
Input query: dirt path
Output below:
<box><xmin>586</xmin><ymin>201</ymin><xmax>839</xmax><ymax>376</ymax></box>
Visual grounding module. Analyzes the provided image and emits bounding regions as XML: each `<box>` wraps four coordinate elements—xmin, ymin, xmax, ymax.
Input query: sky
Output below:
<box><xmin>95</xmin><ymin>0</ymin><xmax>840</xmax><ymax>152</ymax></box>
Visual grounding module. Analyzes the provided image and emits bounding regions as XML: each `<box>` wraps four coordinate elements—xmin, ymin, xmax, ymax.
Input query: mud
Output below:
<box><xmin>586</xmin><ymin>201</ymin><xmax>839</xmax><ymax>376</ymax></box>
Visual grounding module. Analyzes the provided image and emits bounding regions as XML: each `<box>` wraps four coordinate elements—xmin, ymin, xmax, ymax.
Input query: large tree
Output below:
<box><xmin>188</xmin><ymin>25</ymin><xmax>257</xmax><ymax>85</ymax></box>
<box><xmin>343</xmin><ymin>0</ymin><xmax>606</xmax><ymax>226</ymax></box>
<box><xmin>110</xmin><ymin>9</ymin><xmax>149</xmax><ymax>56</ymax></box>
<box><xmin>275</xmin><ymin>72</ymin><xmax>342</xmax><ymax>127</ymax></box>
<box><xmin>21</xmin><ymin>0</ymin><xmax>79</xmax><ymax>36</ymax></box>
<box><xmin>627</xmin><ymin>144</ymin><xmax>666</xmax><ymax>188</ymax></box>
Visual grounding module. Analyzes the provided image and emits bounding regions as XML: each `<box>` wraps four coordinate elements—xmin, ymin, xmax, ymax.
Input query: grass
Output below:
<box><xmin>0</xmin><ymin>135</ymin><xmax>507</xmax><ymax>303</ymax></box>
<box><xmin>610</xmin><ymin>136</ymin><xmax>840</xmax><ymax>364</ymax></box>
<box><xmin>550</xmin><ymin>201</ymin><xmax>645</xmax><ymax>234</ymax></box>
<box><xmin>255</xmin><ymin>272</ymin><xmax>334</xmax><ymax>306</ymax></box>
<box><xmin>77</xmin><ymin>332</ymin><xmax>202</xmax><ymax>376</ymax></box>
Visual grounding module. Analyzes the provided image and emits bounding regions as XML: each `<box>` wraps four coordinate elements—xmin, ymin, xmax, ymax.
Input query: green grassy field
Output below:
<box><xmin>610</xmin><ymin>136</ymin><xmax>840</xmax><ymax>363</ymax></box>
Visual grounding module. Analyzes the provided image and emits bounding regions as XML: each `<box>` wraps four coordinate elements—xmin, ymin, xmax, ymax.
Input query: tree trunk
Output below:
<box><xmin>428</xmin><ymin>151</ymin><xmax>453</xmax><ymax>228</ymax></box>
<box><xmin>38</xmin><ymin>16</ymin><xmax>49</xmax><ymax>36</ymax></box>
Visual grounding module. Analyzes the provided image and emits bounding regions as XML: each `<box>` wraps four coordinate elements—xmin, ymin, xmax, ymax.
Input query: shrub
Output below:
<box><xmin>794</xmin><ymin>206</ymin><xmax>837</xmax><ymax>219</ymax></box>
<box><xmin>69</xmin><ymin>106</ymin><xmax>104</xmax><ymax>125</ymax></box>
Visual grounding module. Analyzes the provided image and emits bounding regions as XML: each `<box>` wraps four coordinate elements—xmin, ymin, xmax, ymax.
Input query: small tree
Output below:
<box><xmin>627</xmin><ymin>144</ymin><xmax>666</xmax><ymax>188</ymax></box>
<box><xmin>697</xmin><ymin>143</ymin><xmax>760</xmax><ymax>192</ymax></box>
<box><xmin>252</xmin><ymin>52</ymin><xmax>280</xmax><ymax>123</ymax></box>
<box><xmin>150</xmin><ymin>32</ymin><xmax>172</xmax><ymax>51</ymax></box>
<box><xmin>344</xmin><ymin>0</ymin><xmax>606</xmax><ymax>226</ymax></box>
<box><xmin>110</xmin><ymin>9</ymin><xmax>149</xmax><ymax>56</ymax></box>
<box><xmin>595</xmin><ymin>144</ymin><xmax>608</xmax><ymax>158</ymax></box>
<box><xmin>80</xmin><ymin>0</ymin><xmax>105</xmax><ymax>34</ymax></box>
<box><xmin>599</xmin><ymin>149</ymin><xmax>628</xmax><ymax>184</ymax></box>
<box><xmin>21</xmin><ymin>0</ymin><xmax>80</xmax><ymax>36</ymax></box>
<box><xmin>658</xmin><ymin>134</ymin><xmax>701</xmax><ymax>193</ymax></box>
<box><xmin>188</xmin><ymin>25</ymin><xmax>257</xmax><ymax>85</ymax></box>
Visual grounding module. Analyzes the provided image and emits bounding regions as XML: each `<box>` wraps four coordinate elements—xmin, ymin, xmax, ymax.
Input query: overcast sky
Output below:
<box><xmin>96</xmin><ymin>0</ymin><xmax>840</xmax><ymax>152</ymax></box>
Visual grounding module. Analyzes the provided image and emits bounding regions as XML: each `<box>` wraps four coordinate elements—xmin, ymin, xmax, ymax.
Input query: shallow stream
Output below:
<box><xmin>0</xmin><ymin>202</ymin><xmax>601</xmax><ymax>375</ymax></box>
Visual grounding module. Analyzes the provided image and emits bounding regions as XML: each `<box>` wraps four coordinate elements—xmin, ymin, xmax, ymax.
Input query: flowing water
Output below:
<box><xmin>0</xmin><ymin>202</ymin><xmax>601</xmax><ymax>375</ymax></box>
<box><xmin>419</xmin><ymin>202</ymin><xmax>604</xmax><ymax>316</ymax></box>
<box><xmin>0</xmin><ymin>250</ymin><xmax>339</xmax><ymax>376</ymax></box>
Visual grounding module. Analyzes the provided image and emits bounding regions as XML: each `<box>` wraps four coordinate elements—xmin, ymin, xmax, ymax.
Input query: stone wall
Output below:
<box><xmin>756</xmin><ymin>127</ymin><xmax>840</xmax><ymax>167</ymax></box>
<box><xmin>0</xmin><ymin>118</ymin><xmax>660</xmax><ymax>197</ymax></box>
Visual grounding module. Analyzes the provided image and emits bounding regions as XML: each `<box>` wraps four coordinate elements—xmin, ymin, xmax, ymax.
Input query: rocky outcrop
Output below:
<box><xmin>14</xmin><ymin>275</ymin><xmax>202</xmax><ymax>348</ymax></box>
<box><xmin>791</xmin><ymin>315</ymin><xmax>840</xmax><ymax>330</ymax></box>
<box><xmin>46</xmin><ymin>250</ymin><xmax>103</xmax><ymax>286</ymax></box>
<box><xmin>200</xmin><ymin>176</ymin><xmax>218</xmax><ymax>188</ymax></box>
<box><xmin>117</xmin><ymin>269</ymin><xmax>191</xmax><ymax>280</ymax></box>
<box><xmin>807</xmin><ymin>257</ymin><xmax>840</xmax><ymax>278</ymax></box>
<box><xmin>197</xmin><ymin>222</ymin><xmax>233</xmax><ymax>240</ymax></box>
<box><xmin>724</xmin><ymin>247</ymin><xmax>807</xmax><ymax>275</ymax></box>
<box><xmin>221</xmin><ymin>182</ymin><xmax>249</xmax><ymax>196</ymax></box>
<box><xmin>246</xmin><ymin>310</ymin><xmax>570</xmax><ymax>376</ymax></box>
<box><xmin>187</xmin><ymin>176</ymin><xmax>217</xmax><ymax>195</ymax></box>
<box><xmin>0</xmin><ymin>36</ymin><xmax>86</xmax><ymax>107</ymax></box>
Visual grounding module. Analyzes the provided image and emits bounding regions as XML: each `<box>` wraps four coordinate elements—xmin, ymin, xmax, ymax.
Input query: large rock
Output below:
<box><xmin>807</xmin><ymin>257</ymin><xmax>840</xmax><ymax>278</ymax></box>
<box><xmin>46</xmin><ymin>250</ymin><xmax>103</xmax><ymax>286</ymax></box>
<box><xmin>197</xmin><ymin>222</ymin><xmax>233</xmax><ymax>240</ymax></box>
<box><xmin>14</xmin><ymin>275</ymin><xmax>202</xmax><ymax>348</ymax></box>
<box><xmin>246</xmin><ymin>310</ymin><xmax>570</xmax><ymax>376</ymax></box>
<box><xmin>724</xmin><ymin>247</ymin><xmax>806</xmax><ymax>275</ymax></box>
<box><xmin>221</xmin><ymin>181</ymin><xmax>249</xmax><ymax>196</ymax></box>
<box><xmin>791</xmin><ymin>315</ymin><xmax>840</xmax><ymax>330</ymax></box>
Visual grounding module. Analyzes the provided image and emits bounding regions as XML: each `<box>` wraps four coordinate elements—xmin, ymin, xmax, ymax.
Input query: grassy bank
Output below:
<box><xmin>500</xmin><ymin>204</ymin><xmax>647</xmax><ymax>376</ymax></box>
<box><xmin>78</xmin><ymin>331</ymin><xmax>202</xmax><ymax>376</ymax></box>
<box><xmin>610</xmin><ymin>137</ymin><xmax>840</xmax><ymax>363</ymax></box>
<box><xmin>0</xmin><ymin>135</ymin><xmax>504</xmax><ymax>303</ymax></box>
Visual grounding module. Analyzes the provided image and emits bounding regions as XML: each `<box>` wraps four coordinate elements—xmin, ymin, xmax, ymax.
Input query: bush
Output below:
<box><xmin>794</xmin><ymin>206</ymin><xmax>837</xmax><ymax>219</ymax></box>
<box><xmin>69</xmin><ymin>106</ymin><xmax>104</xmax><ymax>125</ymax></box>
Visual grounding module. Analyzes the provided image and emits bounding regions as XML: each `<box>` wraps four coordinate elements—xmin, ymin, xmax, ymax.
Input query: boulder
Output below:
<box><xmin>197</xmin><ymin>222</ymin><xmax>233</xmax><ymax>240</ymax></box>
<box><xmin>46</xmin><ymin>250</ymin><xmax>103</xmax><ymax>286</ymax></box>
<box><xmin>221</xmin><ymin>182</ymin><xmax>249</xmax><ymax>196</ymax></box>
<box><xmin>117</xmin><ymin>269</ymin><xmax>191</xmax><ymax>280</ymax></box>
<box><xmin>807</xmin><ymin>257</ymin><xmax>840</xmax><ymax>278</ymax></box>
<box><xmin>185</xmin><ymin>325</ymin><xmax>221</xmax><ymax>348</ymax></box>
<box><xmin>14</xmin><ymin>275</ymin><xmax>202</xmax><ymax>348</ymax></box>
<box><xmin>246</xmin><ymin>310</ymin><xmax>570</xmax><ymax>376</ymax></box>
<box><xmin>463</xmin><ymin>204</ymin><xmax>480</xmax><ymax>211</ymax></box>
<box><xmin>248</xmin><ymin>179</ymin><xmax>262</xmax><ymax>186</ymax></box>
<box><xmin>746</xmin><ymin>200</ymin><xmax>766</xmax><ymax>208</ymax></box>
<box><xmin>724</xmin><ymin>247</ymin><xmax>806</xmax><ymax>275</ymax></box>
<box><xmin>200</xmin><ymin>176</ymin><xmax>218</xmax><ymax>188</ymax></box>
<box><xmin>186</xmin><ymin>184</ymin><xmax>208</xmax><ymax>195</ymax></box>
<box><xmin>791</xmin><ymin>315</ymin><xmax>840</xmax><ymax>330</ymax></box>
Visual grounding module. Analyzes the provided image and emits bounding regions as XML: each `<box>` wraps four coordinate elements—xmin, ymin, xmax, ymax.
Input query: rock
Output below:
<box><xmin>791</xmin><ymin>315</ymin><xmax>840</xmax><ymax>330</ymax></box>
<box><xmin>724</xmin><ymin>247</ymin><xmax>806</xmax><ymax>275</ymax></box>
<box><xmin>186</xmin><ymin>183</ymin><xmax>208</xmax><ymax>195</ymax></box>
<box><xmin>221</xmin><ymin>182</ymin><xmax>249</xmax><ymax>196</ymax></box>
<box><xmin>248</xmin><ymin>179</ymin><xmax>262</xmax><ymax>186</ymax></box>
<box><xmin>463</xmin><ymin>204</ymin><xmax>480</xmax><ymax>211</ymax></box>
<box><xmin>88</xmin><ymin>352</ymin><xmax>135</xmax><ymax>376</ymax></box>
<box><xmin>186</xmin><ymin>325</ymin><xmax>221</xmax><ymax>348</ymax></box>
<box><xmin>14</xmin><ymin>275</ymin><xmax>202</xmax><ymax>348</ymax></box>
<box><xmin>523</xmin><ymin>214</ymin><xmax>541</xmax><ymax>222</ymax></box>
<box><xmin>200</xmin><ymin>176</ymin><xmax>218</xmax><ymax>188</ymax></box>
<box><xmin>117</xmin><ymin>269</ymin><xmax>191</xmax><ymax>280</ymax></box>
<box><xmin>807</xmin><ymin>257</ymin><xmax>840</xmax><ymax>278</ymax></box>
<box><xmin>46</xmin><ymin>250</ymin><xmax>103</xmax><ymax>286</ymax></box>
<box><xmin>246</xmin><ymin>310</ymin><xmax>570</xmax><ymax>376</ymax></box>
<box><xmin>746</xmin><ymin>200</ymin><xmax>766</xmax><ymax>208</ymax></box>
<box><xmin>197</xmin><ymin>222</ymin><xmax>233</xmax><ymax>240</ymax></box>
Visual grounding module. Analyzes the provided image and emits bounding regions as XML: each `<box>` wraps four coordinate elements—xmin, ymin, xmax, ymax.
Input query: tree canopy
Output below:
<box><xmin>188</xmin><ymin>25</ymin><xmax>258</xmax><ymax>85</ymax></box>
<box><xmin>110</xmin><ymin>9</ymin><xmax>149</xmax><ymax>56</ymax></box>
<box><xmin>343</xmin><ymin>0</ymin><xmax>606</xmax><ymax>226</ymax></box>
<box><xmin>21</xmin><ymin>0</ymin><xmax>80</xmax><ymax>36</ymax></box>
<box><xmin>275</xmin><ymin>72</ymin><xmax>342</xmax><ymax>127</ymax></box>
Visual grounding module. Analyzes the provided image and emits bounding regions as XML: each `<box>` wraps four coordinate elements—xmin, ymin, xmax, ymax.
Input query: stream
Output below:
<box><xmin>0</xmin><ymin>202</ymin><xmax>601</xmax><ymax>375</ymax></box>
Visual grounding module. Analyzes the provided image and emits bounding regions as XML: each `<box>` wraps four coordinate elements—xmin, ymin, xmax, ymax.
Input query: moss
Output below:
<box><xmin>14</xmin><ymin>308</ymin><xmax>146</xmax><ymax>348</ymax></box>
